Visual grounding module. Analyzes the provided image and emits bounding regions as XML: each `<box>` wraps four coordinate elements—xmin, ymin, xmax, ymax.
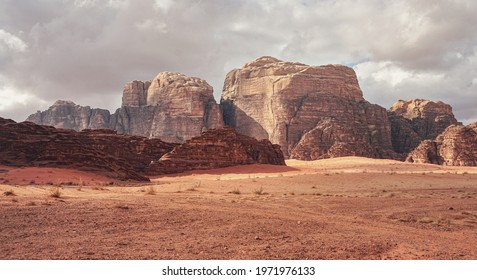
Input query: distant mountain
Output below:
<box><xmin>25</xmin><ymin>56</ymin><xmax>472</xmax><ymax>166</ymax></box>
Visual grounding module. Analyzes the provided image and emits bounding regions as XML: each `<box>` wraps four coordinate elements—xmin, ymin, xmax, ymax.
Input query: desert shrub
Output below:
<box><xmin>49</xmin><ymin>187</ymin><xmax>61</xmax><ymax>198</ymax></box>
<box><xmin>3</xmin><ymin>190</ymin><xmax>15</xmax><ymax>196</ymax></box>
<box><xmin>229</xmin><ymin>188</ymin><xmax>241</xmax><ymax>195</ymax></box>
<box><xmin>254</xmin><ymin>187</ymin><xmax>267</xmax><ymax>195</ymax></box>
<box><xmin>145</xmin><ymin>186</ymin><xmax>156</xmax><ymax>195</ymax></box>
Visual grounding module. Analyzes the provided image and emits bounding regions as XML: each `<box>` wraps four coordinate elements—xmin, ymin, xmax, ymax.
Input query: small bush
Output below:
<box><xmin>229</xmin><ymin>188</ymin><xmax>241</xmax><ymax>195</ymax></box>
<box><xmin>3</xmin><ymin>190</ymin><xmax>15</xmax><ymax>196</ymax></box>
<box><xmin>49</xmin><ymin>187</ymin><xmax>62</xmax><ymax>198</ymax></box>
<box><xmin>254</xmin><ymin>187</ymin><xmax>267</xmax><ymax>195</ymax></box>
<box><xmin>145</xmin><ymin>186</ymin><xmax>156</xmax><ymax>195</ymax></box>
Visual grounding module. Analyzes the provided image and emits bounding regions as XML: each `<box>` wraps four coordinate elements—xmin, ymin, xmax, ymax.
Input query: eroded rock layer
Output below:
<box><xmin>146</xmin><ymin>127</ymin><xmax>285</xmax><ymax>175</ymax></box>
<box><xmin>406</xmin><ymin>123</ymin><xmax>477</xmax><ymax>166</ymax></box>
<box><xmin>0</xmin><ymin>117</ymin><xmax>176</xmax><ymax>181</ymax></box>
<box><xmin>221</xmin><ymin>56</ymin><xmax>395</xmax><ymax>160</ymax></box>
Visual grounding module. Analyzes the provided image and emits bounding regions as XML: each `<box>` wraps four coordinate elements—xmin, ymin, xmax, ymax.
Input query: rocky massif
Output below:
<box><xmin>406</xmin><ymin>123</ymin><xmax>477</xmax><ymax>166</ymax></box>
<box><xmin>387</xmin><ymin>99</ymin><xmax>460</xmax><ymax>157</ymax></box>
<box><xmin>26</xmin><ymin>100</ymin><xmax>112</xmax><ymax>131</ymax></box>
<box><xmin>221</xmin><ymin>56</ymin><xmax>395</xmax><ymax>160</ymax></box>
<box><xmin>24</xmin><ymin>56</ymin><xmax>475</xmax><ymax>166</ymax></box>
<box><xmin>27</xmin><ymin>72</ymin><xmax>223</xmax><ymax>143</ymax></box>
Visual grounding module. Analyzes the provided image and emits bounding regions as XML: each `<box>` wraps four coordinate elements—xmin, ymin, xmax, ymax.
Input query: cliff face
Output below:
<box><xmin>388</xmin><ymin>99</ymin><xmax>460</xmax><ymax>156</ymax></box>
<box><xmin>26</xmin><ymin>72</ymin><xmax>224</xmax><ymax>142</ymax></box>
<box><xmin>145</xmin><ymin>127</ymin><xmax>285</xmax><ymax>175</ymax></box>
<box><xmin>121</xmin><ymin>80</ymin><xmax>150</xmax><ymax>107</ymax></box>
<box><xmin>144</xmin><ymin>72</ymin><xmax>223</xmax><ymax>142</ymax></box>
<box><xmin>221</xmin><ymin>56</ymin><xmax>395</xmax><ymax>160</ymax></box>
<box><xmin>406</xmin><ymin>123</ymin><xmax>477</xmax><ymax>166</ymax></box>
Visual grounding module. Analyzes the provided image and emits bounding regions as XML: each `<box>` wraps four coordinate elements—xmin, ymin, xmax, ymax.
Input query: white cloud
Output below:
<box><xmin>0</xmin><ymin>75</ymin><xmax>48</xmax><ymax>118</ymax></box>
<box><xmin>0</xmin><ymin>29</ymin><xmax>27</xmax><ymax>52</ymax></box>
<box><xmin>0</xmin><ymin>0</ymin><xmax>476</xmax><ymax>124</ymax></box>
<box><xmin>154</xmin><ymin>0</ymin><xmax>173</xmax><ymax>11</ymax></box>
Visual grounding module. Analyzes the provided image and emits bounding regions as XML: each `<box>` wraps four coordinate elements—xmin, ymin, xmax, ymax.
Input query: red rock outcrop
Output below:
<box><xmin>388</xmin><ymin>99</ymin><xmax>460</xmax><ymax>156</ymax></box>
<box><xmin>406</xmin><ymin>123</ymin><xmax>477</xmax><ymax>166</ymax></box>
<box><xmin>0</xmin><ymin>118</ymin><xmax>176</xmax><ymax>181</ymax></box>
<box><xmin>221</xmin><ymin>56</ymin><xmax>395</xmax><ymax>160</ymax></box>
<box><xmin>145</xmin><ymin>127</ymin><xmax>285</xmax><ymax>175</ymax></box>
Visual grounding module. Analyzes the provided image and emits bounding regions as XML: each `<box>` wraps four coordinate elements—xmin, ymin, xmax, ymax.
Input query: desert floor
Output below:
<box><xmin>1</xmin><ymin>157</ymin><xmax>476</xmax><ymax>260</ymax></box>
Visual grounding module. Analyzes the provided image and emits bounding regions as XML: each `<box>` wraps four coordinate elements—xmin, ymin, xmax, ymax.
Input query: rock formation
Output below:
<box><xmin>0</xmin><ymin>117</ymin><xmax>176</xmax><ymax>181</ymax></box>
<box><xmin>24</xmin><ymin>57</ymin><xmax>473</xmax><ymax>165</ymax></box>
<box><xmin>388</xmin><ymin>99</ymin><xmax>460</xmax><ymax>156</ymax></box>
<box><xmin>142</xmin><ymin>72</ymin><xmax>223</xmax><ymax>142</ymax></box>
<box><xmin>121</xmin><ymin>80</ymin><xmax>150</xmax><ymax>107</ymax></box>
<box><xmin>26</xmin><ymin>100</ymin><xmax>112</xmax><ymax>131</ymax></box>
<box><xmin>221</xmin><ymin>56</ymin><xmax>395</xmax><ymax>160</ymax></box>
<box><xmin>146</xmin><ymin>127</ymin><xmax>285</xmax><ymax>175</ymax></box>
<box><xmin>26</xmin><ymin>72</ymin><xmax>224</xmax><ymax>142</ymax></box>
<box><xmin>406</xmin><ymin>123</ymin><xmax>477</xmax><ymax>166</ymax></box>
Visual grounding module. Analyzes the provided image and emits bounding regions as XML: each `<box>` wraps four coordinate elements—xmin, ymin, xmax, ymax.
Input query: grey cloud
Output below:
<box><xmin>0</xmin><ymin>0</ymin><xmax>476</xmax><ymax>124</ymax></box>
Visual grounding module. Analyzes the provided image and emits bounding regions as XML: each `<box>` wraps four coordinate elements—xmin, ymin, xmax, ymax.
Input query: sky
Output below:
<box><xmin>0</xmin><ymin>0</ymin><xmax>476</xmax><ymax>124</ymax></box>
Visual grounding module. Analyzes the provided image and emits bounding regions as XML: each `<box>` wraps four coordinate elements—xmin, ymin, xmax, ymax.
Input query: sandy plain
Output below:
<box><xmin>0</xmin><ymin>157</ymin><xmax>476</xmax><ymax>259</ymax></box>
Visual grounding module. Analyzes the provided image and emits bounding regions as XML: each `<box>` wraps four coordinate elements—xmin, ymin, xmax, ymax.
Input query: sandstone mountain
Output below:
<box><xmin>221</xmin><ymin>56</ymin><xmax>395</xmax><ymax>160</ymax></box>
<box><xmin>0</xmin><ymin>117</ymin><xmax>175</xmax><ymax>181</ymax></box>
<box><xmin>27</xmin><ymin>72</ymin><xmax>224</xmax><ymax>143</ymax></box>
<box><xmin>388</xmin><ymin>99</ymin><xmax>460</xmax><ymax>157</ymax></box>
<box><xmin>406</xmin><ymin>123</ymin><xmax>477</xmax><ymax>166</ymax></box>
<box><xmin>146</xmin><ymin>127</ymin><xmax>285</xmax><ymax>175</ymax></box>
<box><xmin>24</xmin><ymin>56</ymin><xmax>474</xmax><ymax>166</ymax></box>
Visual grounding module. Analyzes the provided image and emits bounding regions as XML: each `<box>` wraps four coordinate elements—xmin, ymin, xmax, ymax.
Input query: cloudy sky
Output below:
<box><xmin>1</xmin><ymin>0</ymin><xmax>476</xmax><ymax>123</ymax></box>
